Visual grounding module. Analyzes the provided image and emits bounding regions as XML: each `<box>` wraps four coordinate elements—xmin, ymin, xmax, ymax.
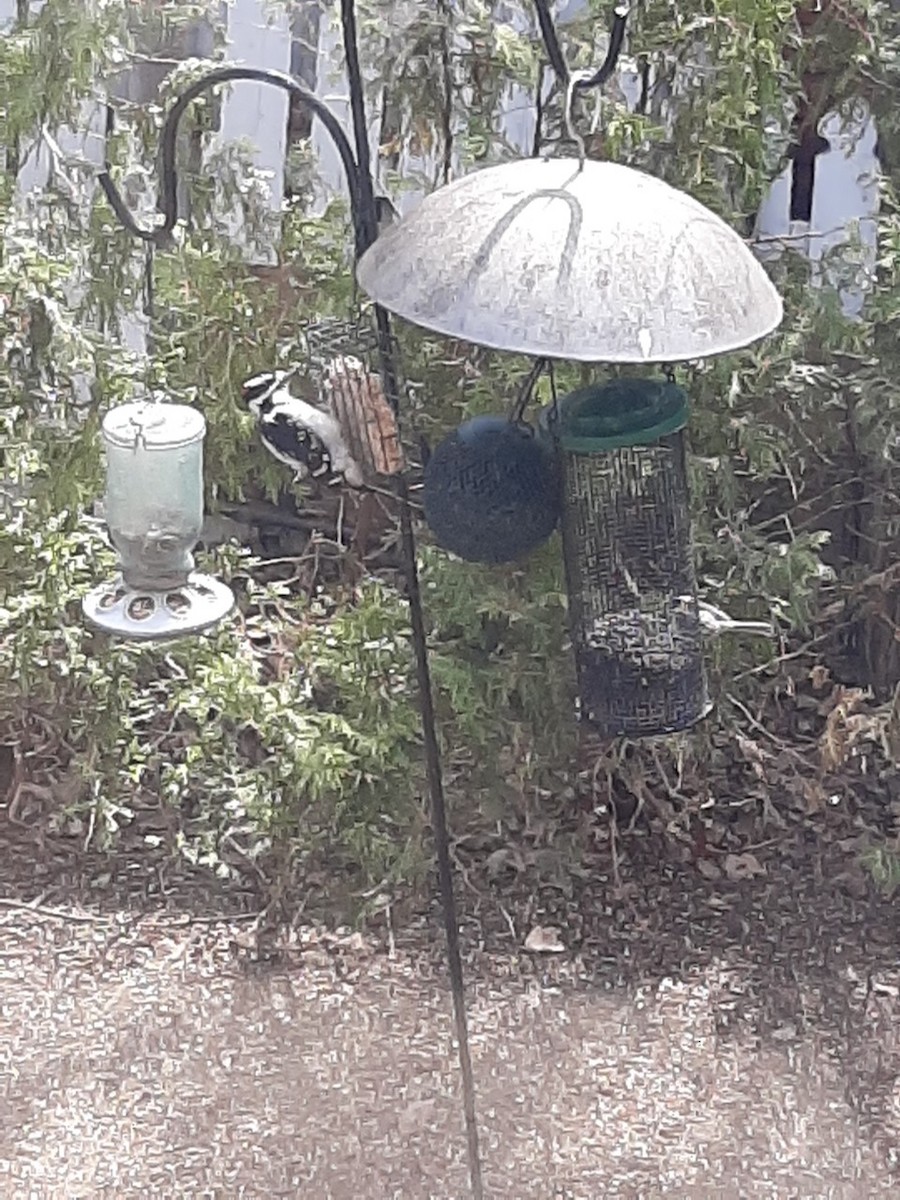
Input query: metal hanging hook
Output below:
<box><xmin>570</xmin><ymin>4</ymin><xmax>631</xmax><ymax>94</ymax></box>
<box><xmin>533</xmin><ymin>1</ymin><xmax>630</xmax><ymax>161</ymax></box>
<box><xmin>564</xmin><ymin>69</ymin><xmax>594</xmax><ymax>167</ymax></box>
<box><xmin>94</xmin><ymin>17</ymin><xmax>496</xmax><ymax>1196</ymax></box>
<box><xmin>510</xmin><ymin>356</ymin><xmax>550</xmax><ymax>424</ymax></box>
<box><xmin>97</xmin><ymin>66</ymin><xmax>373</xmax><ymax>257</ymax></box>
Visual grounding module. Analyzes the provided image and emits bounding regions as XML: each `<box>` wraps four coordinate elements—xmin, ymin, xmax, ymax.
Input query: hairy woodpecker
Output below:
<box><xmin>241</xmin><ymin>370</ymin><xmax>365</xmax><ymax>488</ymax></box>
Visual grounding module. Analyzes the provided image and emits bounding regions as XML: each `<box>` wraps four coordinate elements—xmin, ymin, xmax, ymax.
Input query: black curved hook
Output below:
<box><xmin>532</xmin><ymin>1</ymin><xmax>630</xmax><ymax>91</ymax></box>
<box><xmin>97</xmin><ymin>66</ymin><xmax>375</xmax><ymax>258</ymax></box>
<box><xmin>573</xmin><ymin>4</ymin><xmax>630</xmax><ymax>92</ymax></box>
<box><xmin>533</xmin><ymin>0</ymin><xmax>571</xmax><ymax>85</ymax></box>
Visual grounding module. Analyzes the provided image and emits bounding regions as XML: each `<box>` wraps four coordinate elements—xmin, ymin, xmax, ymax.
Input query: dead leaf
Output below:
<box><xmin>697</xmin><ymin>858</ymin><xmax>723</xmax><ymax>881</ymax></box>
<box><xmin>870</xmin><ymin>975</ymin><xmax>899</xmax><ymax>999</ymax></box>
<box><xmin>884</xmin><ymin>684</ymin><xmax>900</xmax><ymax>765</ymax></box>
<box><xmin>723</xmin><ymin>852</ymin><xmax>767</xmax><ymax>881</ymax></box>
<box><xmin>820</xmin><ymin>688</ymin><xmax>872</xmax><ymax>773</ymax></box>
<box><xmin>831</xmin><ymin>869</ymin><xmax>869</xmax><ymax>900</ymax></box>
<box><xmin>485</xmin><ymin>847</ymin><xmax>524</xmax><ymax>879</ymax></box>
<box><xmin>844</xmin><ymin>712</ymin><xmax>884</xmax><ymax>747</ymax></box>
<box><xmin>736</xmin><ymin>734</ymin><xmax>767</xmax><ymax>779</ymax></box>
<box><xmin>809</xmin><ymin>664</ymin><xmax>831</xmax><ymax>690</ymax></box>
<box><xmin>398</xmin><ymin>1099</ymin><xmax>437</xmax><ymax>1136</ymax></box>
<box><xmin>801</xmin><ymin>778</ymin><xmax>826</xmax><ymax>815</ymax></box>
<box><xmin>523</xmin><ymin>925</ymin><xmax>566</xmax><ymax>954</ymax></box>
<box><xmin>771</xmin><ymin>1022</ymin><xmax>797</xmax><ymax>1042</ymax></box>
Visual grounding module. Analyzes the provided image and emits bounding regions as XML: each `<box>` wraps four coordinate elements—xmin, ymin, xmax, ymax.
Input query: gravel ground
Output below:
<box><xmin>0</xmin><ymin>822</ymin><xmax>898</xmax><ymax>1199</ymax></box>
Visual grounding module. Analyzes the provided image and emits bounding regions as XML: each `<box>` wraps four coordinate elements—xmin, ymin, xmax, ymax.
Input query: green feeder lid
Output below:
<box><xmin>552</xmin><ymin>378</ymin><xmax>688</xmax><ymax>451</ymax></box>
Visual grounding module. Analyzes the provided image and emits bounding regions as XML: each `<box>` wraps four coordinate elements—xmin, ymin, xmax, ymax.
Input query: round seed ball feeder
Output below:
<box><xmin>82</xmin><ymin>401</ymin><xmax>234</xmax><ymax>641</ymax></box>
<box><xmin>356</xmin><ymin>157</ymin><xmax>783</xmax><ymax>363</ymax></box>
<box><xmin>543</xmin><ymin>378</ymin><xmax>711</xmax><ymax>737</ymax></box>
<box><xmin>423</xmin><ymin>415</ymin><xmax>561</xmax><ymax>564</ymax></box>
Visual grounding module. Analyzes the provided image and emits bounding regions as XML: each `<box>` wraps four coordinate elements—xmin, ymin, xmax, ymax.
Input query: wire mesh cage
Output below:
<box><xmin>298</xmin><ymin>314</ymin><xmax>405</xmax><ymax>482</ymax></box>
<box><xmin>545</xmin><ymin>377</ymin><xmax>711</xmax><ymax>738</ymax></box>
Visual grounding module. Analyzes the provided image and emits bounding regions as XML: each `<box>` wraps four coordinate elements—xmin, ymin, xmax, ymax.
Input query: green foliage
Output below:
<box><xmin>2</xmin><ymin>0</ymin><xmax>900</xmax><ymax>899</ymax></box>
<box><xmin>862</xmin><ymin>844</ymin><xmax>900</xmax><ymax>897</ymax></box>
<box><xmin>422</xmin><ymin>541</ymin><xmax>573</xmax><ymax>774</ymax></box>
<box><xmin>0</xmin><ymin>0</ymin><xmax>127</xmax><ymax>149</ymax></box>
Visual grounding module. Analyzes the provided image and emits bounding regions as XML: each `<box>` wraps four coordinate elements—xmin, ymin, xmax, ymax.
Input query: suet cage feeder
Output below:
<box><xmin>299</xmin><ymin>316</ymin><xmax>406</xmax><ymax>481</ymax></box>
<box><xmin>82</xmin><ymin>401</ymin><xmax>234</xmax><ymax>641</ymax></box>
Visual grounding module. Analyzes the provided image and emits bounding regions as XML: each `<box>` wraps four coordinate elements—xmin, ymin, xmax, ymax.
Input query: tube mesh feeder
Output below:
<box><xmin>547</xmin><ymin>378</ymin><xmax>711</xmax><ymax>738</ymax></box>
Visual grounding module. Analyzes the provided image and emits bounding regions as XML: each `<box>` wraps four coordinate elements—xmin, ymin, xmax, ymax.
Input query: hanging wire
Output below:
<box><xmin>142</xmin><ymin>243</ymin><xmax>155</xmax><ymax>326</ymax></box>
<box><xmin>564</xmin><ymin>69</ymin><xmax>593</xmax><ymax>165</ymax></box>
<box><xmin>510</xmin><ymin>356</ymin><xmax>549</xmax><ymax>425</ymax></box>
<box><xmin>99</xmin><ymin>16</ymin><xmax>484</xmax><ymax>1199</ymax></box>
<box><xmin>140</xmin><ymin>242</ymin><xmax>160</xmax><ymax>403</ymax></box>
<box><xmin>532</xmin><ymin>1</ymin><xmax>630</xmax><ymax>158</ymax></box>
<box><xmin>532</xmin><ymin>70</ymin><xmax>546</xmax><ymax>158</ymax></box>
<box><xmin>545</xmin><ymin>359</ymin><xmax>561</xmax><ymax>435</ymax></box>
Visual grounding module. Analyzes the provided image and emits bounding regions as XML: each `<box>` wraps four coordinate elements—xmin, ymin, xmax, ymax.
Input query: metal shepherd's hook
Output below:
<box><xmin>97</xmin><ymin>67</ymin><xmax>372</xmax><ymax>256</ymax></box>
<box><xmin>96</xmin><ymin>14</ymin><xmax>484</xmax><ymax>1198</ymax></box>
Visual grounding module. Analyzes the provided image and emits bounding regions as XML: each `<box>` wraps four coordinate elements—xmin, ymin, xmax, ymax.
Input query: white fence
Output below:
<box><xmin>2</xmin><ymin>0</ymin><xmax>882</xmax><ymax>330</ymax></box>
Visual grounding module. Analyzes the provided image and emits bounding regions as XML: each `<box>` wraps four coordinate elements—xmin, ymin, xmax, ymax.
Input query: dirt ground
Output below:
<box><xmin>0</xmin><ymin>812</ymin><xmax>898</xmax><ymax>1200</ymax></box>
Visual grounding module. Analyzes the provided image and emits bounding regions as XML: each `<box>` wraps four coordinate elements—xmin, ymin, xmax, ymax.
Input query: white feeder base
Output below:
<box><xmin>82</xmin><ymin>572</ymin><xmax>235</xmax><ymax>641</ymax></box>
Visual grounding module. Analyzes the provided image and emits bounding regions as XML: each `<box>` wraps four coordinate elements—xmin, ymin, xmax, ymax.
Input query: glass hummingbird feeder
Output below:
<box><xmin>357</xmin><ymin>156</ymin><xmax>784</xmax><ymax>738</ymax></box>
<box><xmin>82</xmin><ymin>400</ymin><xmax>234</xmax><ymax>641</ymax></box>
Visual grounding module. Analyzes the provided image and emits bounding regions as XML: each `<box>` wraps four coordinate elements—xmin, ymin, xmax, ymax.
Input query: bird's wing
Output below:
<box><xmin>259</xmin><ymin>409</ymin><xmax>332</xmax><ymax>478</ymax></box>
<box><xmin>268</xmin><ymin>395</ymin><xmax>363</xmax><ymax>486</ymax></box>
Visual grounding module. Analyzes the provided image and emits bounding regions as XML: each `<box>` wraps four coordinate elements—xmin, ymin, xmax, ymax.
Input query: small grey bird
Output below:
<box><xmin>678</xmin><ymin>596</ymin><xmax>774</xmax><ymax>637</ymax></box>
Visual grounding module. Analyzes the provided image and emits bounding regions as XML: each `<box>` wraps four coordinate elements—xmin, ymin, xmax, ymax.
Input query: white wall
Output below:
<box><xmin>1</xmin><ymin>0</ymin><xmax>107</xmax><ymax>203</ymax></box>
<box><xmin>214</xmin><ymin>0</ymin><xmax>292</xmax><ymax>260</ymax></box>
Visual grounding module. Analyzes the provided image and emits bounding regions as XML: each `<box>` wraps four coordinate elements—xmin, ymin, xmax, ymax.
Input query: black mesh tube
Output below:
<box><xmin>550</xmin><ymin>379</ymin><xmax>710</xmax><ymax>738</ymax></box>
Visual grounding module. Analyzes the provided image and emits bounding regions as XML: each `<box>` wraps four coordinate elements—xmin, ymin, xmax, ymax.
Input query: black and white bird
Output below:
<box><xmin>241</xmin><ymin>369</ymin><xmax>366</xmax><ymax>488</ymax></box>
<box><xmin>242</xmin><ymin>358</ymin><xmax>405</xmax><ymax>491</ymax></box>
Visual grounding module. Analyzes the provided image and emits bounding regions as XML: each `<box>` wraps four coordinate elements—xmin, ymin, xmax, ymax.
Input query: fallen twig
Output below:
<box><xmin>0</xmin><ymin>895</ymin><xmax>112</xmax><ymax>924</ymax></box>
